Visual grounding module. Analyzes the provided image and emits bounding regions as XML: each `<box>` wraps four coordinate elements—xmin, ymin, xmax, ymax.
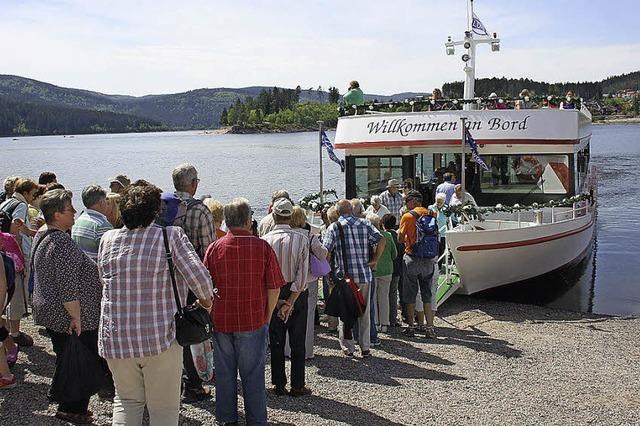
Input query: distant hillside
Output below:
<box><xmin>0</xmin><ymin>75</ymin><xmax>433</xmax><ymax>130</ymax></box>
<box><xmin>601</xmin><ymin>71</ymin><xmax>640</xmax><ymax>94</ymax></box>
<box><xmin>1</xmin><ymin>71</ymin><xmax>637</xmax><ymax>136</ymax></box>
<box><xmin>0</xmin><ymin>75</ymin><xmax>279</xmax><ymax>129</ymax></box>
<box><xmin>0</xmin><ymin>96</ymin><xmax>167</xmax><ymax>137</ymax></box>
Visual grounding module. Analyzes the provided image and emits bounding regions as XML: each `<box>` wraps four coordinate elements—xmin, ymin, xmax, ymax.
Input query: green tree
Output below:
<box><xmin>220</xmin><ymin>107</ymin><xmax>228</xmax><ymax>126</ymax></box>
<box><xmin>328</xmin><ymin>86</ymin><xmax>340</xmax><ymax>104</ymax></box>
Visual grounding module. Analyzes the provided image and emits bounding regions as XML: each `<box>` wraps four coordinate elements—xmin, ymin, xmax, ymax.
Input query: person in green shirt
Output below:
<box><xmin>343</xmin><ymin>80</ymin><xmax>364</xmax><ymax>107</ymax></box>
<box><xmin>366</xmin><ymin>214</ymin><xmax>397</xmax><ymax>333</ymax></box>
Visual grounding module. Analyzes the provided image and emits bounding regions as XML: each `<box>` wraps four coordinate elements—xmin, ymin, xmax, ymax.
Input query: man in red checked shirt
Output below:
<box><xmin>204</xmin><ymin>197</ymin><xmax>284</xmax><ymax>426</ymax></box>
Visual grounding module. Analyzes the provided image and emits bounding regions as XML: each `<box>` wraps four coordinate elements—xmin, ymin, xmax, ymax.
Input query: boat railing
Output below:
<box><xmin>453</xmin><ymin>201</ymin><xmax>592</xmax><ymax>231</ymax></box>
<box><xmin>339</xmin><ymin>95</ymin><xmax>585</xmax><ymax>116</ymax></box>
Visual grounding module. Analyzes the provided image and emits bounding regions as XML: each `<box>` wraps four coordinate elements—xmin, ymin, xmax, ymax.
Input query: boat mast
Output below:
<box><xmin>445</xmin><ymin>0</ymin><xmax>501</xmax><ymax>111</ymax></box>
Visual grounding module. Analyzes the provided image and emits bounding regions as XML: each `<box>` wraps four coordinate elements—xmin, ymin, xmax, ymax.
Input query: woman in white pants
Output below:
<box><xmin>289</xmin><ymin>207</ymin><xmax>328</xmax><ymax>359</ymax></box>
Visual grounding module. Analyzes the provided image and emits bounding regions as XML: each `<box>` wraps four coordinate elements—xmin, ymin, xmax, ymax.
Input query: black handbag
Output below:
<box><xmin>162</xmin><ymin>227</ymin><xmax>214</xmax><ymax>346</ymax></box>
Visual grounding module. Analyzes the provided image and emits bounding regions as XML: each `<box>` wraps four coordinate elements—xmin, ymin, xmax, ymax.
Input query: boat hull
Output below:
<box><xmin>446</xmin><ymin>211</ymin><xmax>596</xmax><ymax>294</ymax></box>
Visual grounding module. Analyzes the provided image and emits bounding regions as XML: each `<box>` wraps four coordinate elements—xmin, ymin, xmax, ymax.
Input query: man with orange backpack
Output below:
<box><xmin>398</xmin><ymin>190</ymin><xmax>439</xmax><ymax>339</ymax></box>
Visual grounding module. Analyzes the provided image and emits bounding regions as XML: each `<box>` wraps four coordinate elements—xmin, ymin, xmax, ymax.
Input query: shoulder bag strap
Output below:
<box><xmin>161</xmin><ymin>227</ymin><xmax>183</xmax><ymax>314</ymax></box>
<box><xmin>28</xmin><ymin>228</ymin><xmax>62</xmax><ymax>315</ymax></box>
<box><xmin>30</xmin><ymin>228</ymin><xmax>61</xmax><ymax>273</ymax></box>
<box><xmin>336</xmin><ymin>222</ymin><xmax>350</xmax><ymax>278</ymax></box>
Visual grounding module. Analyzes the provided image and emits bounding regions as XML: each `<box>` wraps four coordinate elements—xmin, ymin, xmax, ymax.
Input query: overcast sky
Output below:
<box><xmin>1</xmin><ymin>0</ymin><xmax>638</xmax><ymax>96</ymax></box>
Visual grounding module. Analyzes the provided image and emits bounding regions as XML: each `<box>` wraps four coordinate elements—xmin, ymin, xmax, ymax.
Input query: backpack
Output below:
<box><xmin>0</xmin><ymin>198</ymin><xmax>25</xmax><ymax>231</ymax></box>
<box><xmin>0</xmin><ymin>232</ymin><xmax>25</xmax><ymax>273</ymax></box>
<box><xmin>1</xmin><ymin>252</ymin><xmax>16</xmax><ymax>312</ymax></box>
<box><xmin>155</xmin><ymin>192</ymin><xmax>202</xmax><ymax>227</ymax></box>
<box><xmin>409</xmin><ymin>210</ymin><xmax>439</xmax><ymax>259</ymax></box>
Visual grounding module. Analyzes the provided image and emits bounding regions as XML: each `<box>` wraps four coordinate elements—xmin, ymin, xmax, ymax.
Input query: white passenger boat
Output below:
<box><xmin>334</xmin><ymin>1</ymin><xmax>597</xmax><ymax>303</ymax></box>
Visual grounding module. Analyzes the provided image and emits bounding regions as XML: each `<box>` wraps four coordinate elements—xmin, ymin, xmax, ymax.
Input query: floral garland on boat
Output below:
<box><xmin>298</xmin><ymin>189</ymin><xmax>339</xmax><ymax>212</ymax></box>
<box><xmin>441</xmin><ymin>193</ymin><xmax>594</xmax><ymax>217</ymax></box>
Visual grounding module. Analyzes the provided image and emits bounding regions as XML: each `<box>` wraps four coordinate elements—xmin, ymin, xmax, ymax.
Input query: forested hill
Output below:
<box><xmin>442</xmin><ymin>71</ymin><xmax>640</xmax><ymax>99</ymax></box>
<box><xmin>0</xmin><ymin>76</ymin><xmax>362</xmax><ymax>129</ymax></box>
<box><xmin>0</xmin><ymin>75</ymin><xmax>270</xmax><ymax>129</ymax></box>
<box><xmin>0</xmin><ymin>96</ymin><xmax>167</xmax><ymax>137</ymax></box>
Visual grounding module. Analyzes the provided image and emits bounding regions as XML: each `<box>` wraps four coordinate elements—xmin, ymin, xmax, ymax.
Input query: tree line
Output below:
<box><xmin>0</xmin><ymin>96</ymin><xmax>169</xmax><ymax>137</ymax></box>
<box><xmin>442</xmin><ymin>72</ymin><xmax>639</xmax><ymax>100</ymax></box>
<box><xmin>221</xmin><ymin>86</ymin><xmax>340</xmax><ymax>130</ymax></box>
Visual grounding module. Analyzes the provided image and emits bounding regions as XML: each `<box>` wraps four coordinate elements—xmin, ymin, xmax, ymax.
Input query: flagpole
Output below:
<box><xmin>460</xmin><ymin>117</ymin><xmax>467</xmax><ymax>204</ymax></box>
<box><xmin>318</xmin><ymin>121</ymin><xmax>324</xmax><ymax>204</ymax></box>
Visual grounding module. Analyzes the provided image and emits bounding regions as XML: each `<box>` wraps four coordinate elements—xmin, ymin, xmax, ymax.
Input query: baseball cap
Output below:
<box><xmin>272</xmin><ymin>198</ymin><xmax>293</xmax><ymax>217</ymax></box>
<box><xmin>109</xmin><ymin>175</ymin><xmax>131</xmax><ymax>189</ymax></box>
<box><xmin>405</xmin><ymin>190</ymin><xmax>423</xmax><ymax>201</ymax></box>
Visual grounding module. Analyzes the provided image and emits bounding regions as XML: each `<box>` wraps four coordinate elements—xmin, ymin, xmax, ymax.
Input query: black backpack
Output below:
<box><xmin>1</xmin><ymin>252</ymin><xmax>16</xmax><ymax>313</ymax></box>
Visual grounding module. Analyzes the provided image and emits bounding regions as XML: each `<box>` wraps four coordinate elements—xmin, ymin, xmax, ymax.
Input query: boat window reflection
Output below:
<box><xmin>354</xmin><ymin>156</ymin><xmax>403</xmax><ymax>198</ymax></box>
<box><xmin>481</xmin><ymin>154</ymin><xmax>570</xmax><ymax>194</ymax></box>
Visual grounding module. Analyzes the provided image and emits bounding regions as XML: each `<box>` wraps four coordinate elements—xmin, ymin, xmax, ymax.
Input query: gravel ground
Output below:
<box><xmin>2</xmin><ymin>296</ymin><xmax>639</xmax><ymax>425</ymax></box>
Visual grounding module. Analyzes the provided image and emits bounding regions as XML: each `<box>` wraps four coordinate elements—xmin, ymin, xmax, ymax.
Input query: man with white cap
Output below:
<box><xmin>108</xmin><ymin>175</ymin><xmax>131</xmax><ymax>195</ymax></box>
<box><xmin>262</xmin><ymin>198</ymin><xmax>311</xmax><ymax>397</ymax></box>
<box><xmin>379</xmin><ymin>179</ymin><xmax>404</xmax><ymax>220</ymax></box>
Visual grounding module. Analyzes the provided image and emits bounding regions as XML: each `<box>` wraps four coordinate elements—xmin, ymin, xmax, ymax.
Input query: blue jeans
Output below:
<box><xmin>213</xmin><ymin>325</ymin><xmax>268</xmax><ymax>425</ymax></box>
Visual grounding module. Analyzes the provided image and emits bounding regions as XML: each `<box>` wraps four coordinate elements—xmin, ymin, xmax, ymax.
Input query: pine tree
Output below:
<box><xmin>328</xmin><ymin>86</ymin><xmax>340</xmax><ymax>103</ymax></box>
<box><xmin>219</xmin><ymin>108</ymin><xmax>228</xmax><ymax>126</ymax></box>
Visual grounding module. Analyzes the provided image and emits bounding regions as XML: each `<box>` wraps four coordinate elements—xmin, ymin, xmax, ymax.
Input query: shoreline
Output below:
<box><xmin>593</xmin><ymin>116</ymin><xmax>640</xmax><ymax>125</ymax></box>
<box><xmin>5</xmin><ymin>296</ymin><xmax>639</xmax><ymax>425</ymax></box>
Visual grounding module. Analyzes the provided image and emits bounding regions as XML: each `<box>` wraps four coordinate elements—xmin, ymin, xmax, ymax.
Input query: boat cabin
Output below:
<box><xmin>335</xmin><ymin>106</ymin><xmax>592</xmax><ymax>207</ymax></box>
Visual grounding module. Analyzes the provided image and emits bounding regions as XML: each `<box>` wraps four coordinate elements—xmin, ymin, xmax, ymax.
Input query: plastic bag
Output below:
<box><xmin>50</xmin><ymin>334</ymin><xmax>105</xmax><ymax>403</ymax></box>
<box><xmin>190</xmin><ymin>339</ymin><xmax>214</xmax><ymax>381</ymax></box>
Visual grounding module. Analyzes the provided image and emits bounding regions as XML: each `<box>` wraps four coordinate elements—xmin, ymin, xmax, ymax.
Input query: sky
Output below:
<box><xmin>1</xmin><ymin>0</ymin><xmax>638</xmax><ymax>96</ymax></box>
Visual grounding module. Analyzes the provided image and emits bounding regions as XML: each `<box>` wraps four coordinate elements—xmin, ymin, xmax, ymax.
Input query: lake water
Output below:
<box><xmin>1</xmin><ymin>125</ymin><xmax>639</xmax><ymax>317</ymax></box>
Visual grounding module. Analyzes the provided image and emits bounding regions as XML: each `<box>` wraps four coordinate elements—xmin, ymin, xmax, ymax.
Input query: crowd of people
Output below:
<box><xmin>0</xmin><ymin>166</ymin><xmax>454</xmax><ymax>425</ymax></box>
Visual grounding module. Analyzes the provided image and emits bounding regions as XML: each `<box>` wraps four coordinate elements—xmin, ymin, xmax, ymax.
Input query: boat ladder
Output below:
<box><xmin>435</xmin><ymin>244</ymin><xmax>461</xmax><ymax>308</ymax></box>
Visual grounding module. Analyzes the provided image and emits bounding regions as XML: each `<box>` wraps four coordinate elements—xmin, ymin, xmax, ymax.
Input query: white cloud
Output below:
<box><xmin>0</xmin><ymin>0</ymin><xmax>637</xmax><ymax>96</ymax></box>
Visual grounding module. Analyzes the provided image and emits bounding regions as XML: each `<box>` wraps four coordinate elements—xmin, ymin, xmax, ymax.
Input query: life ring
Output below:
<box><xmin>515</xmin><ymin>155</ymin><xmax>543</xmax><ymax>183</ymax></box>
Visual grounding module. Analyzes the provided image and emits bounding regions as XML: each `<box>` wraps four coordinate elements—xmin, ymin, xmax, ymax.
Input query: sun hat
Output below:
<box><xmin>387</xmin><ymin>179</ymin><xmax>400</xmax><ymax>188</ymax></box>
<box><xmin>273</xmin><ymin>198</ymin><xmax>294</xmax><ymax>217</ymax></box>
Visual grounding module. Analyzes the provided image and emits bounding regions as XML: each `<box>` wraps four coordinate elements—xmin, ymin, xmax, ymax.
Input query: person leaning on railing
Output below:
<box><xmin>343</xmin><ymin>80</ymin><xmax>364</xmax><ymax>107</ymax></box>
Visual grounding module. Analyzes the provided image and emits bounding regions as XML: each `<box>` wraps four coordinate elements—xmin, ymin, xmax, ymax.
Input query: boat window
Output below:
<box><xmin>479</xmin><ymin>154</ymin><xmax>570</xmax><ymax>194</ymax></box>
<box><xmin>576</xmin><ymin>147</ymin><xmax>590</xmax><ymax>192</ymax></box>
<box><xmin>415</xmin><ymin>154</ymin><xmax>435</xmax><ymax>183</ymax></box>
<box><xmin>354</xmin><ymin>156</ymin><xmax>403</xmax><ymax>198</ymax></box>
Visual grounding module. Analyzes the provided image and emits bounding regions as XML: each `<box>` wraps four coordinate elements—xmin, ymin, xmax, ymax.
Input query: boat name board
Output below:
<box><xmin>367</xmin><ymin>115</ymin><xmax>530</xmax><ymax>136</ymax></box>
<box><xmin>336</xmin><ymin>110</ymin><xmax>581</xmax><ymax>144</ymax></box>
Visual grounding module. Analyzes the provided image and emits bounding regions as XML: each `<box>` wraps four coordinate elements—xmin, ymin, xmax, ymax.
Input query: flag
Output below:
<box><xmin>465</xmin><ymin>128</ymin><xmax>490</xmax><ymax>171</ymax></box>
<box><xmin>321</xmin><ymin>130</ymin><xmax>345</xmax><ymax>172</ymax></box>
<box><xmin>471</xmin><ymin>13</ymin><xmax>490</xmax><ymax>38</ymax></box>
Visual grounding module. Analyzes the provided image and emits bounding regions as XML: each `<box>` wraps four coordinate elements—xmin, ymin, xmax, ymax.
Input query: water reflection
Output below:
<box><xmin>475</xmin><ymin>237</ymin><xmax>597</xmax><ymax>313</ymax></box>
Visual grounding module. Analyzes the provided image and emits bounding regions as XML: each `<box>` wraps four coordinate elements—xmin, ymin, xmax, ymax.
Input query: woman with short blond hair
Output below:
<box><xmin>203</xmin><ymin>198</ymin><xmax>226</xmax><ymax>239</ymax></box>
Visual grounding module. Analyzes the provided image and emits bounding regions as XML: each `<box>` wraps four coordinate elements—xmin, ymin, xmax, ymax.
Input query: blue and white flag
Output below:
<box><xmin>321</xmin><ymin>130</ymin><xmax>345</xmax><ymax>172</ymax></box>
<box><xmin>471</xmin><ymin>12</ymin><xmax>490</xmax><ymax>38</ymax></box>
<box><xmin>465</xmin><ymin>128</ymin><xmax>490</xmax><ymax>171</ymax></box>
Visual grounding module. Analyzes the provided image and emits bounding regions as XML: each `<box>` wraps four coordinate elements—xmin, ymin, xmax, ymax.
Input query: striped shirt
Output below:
<box><xmin>262</xmin><ymin>225</ymin><xmax>310</xmax><ymax>292</ymax></box>
<box><xmin>322</xmin><ymin>215</ymin><xmax>383</xmax><ymax>284</ymax></box>
<box><xmin>380</xmin><ymin>190</ymin><xmax>404</xmax><ymax>219</ymax></box>
<box><xmin>174</xmin><ymin>191</ymin><xmax>216</xmax><ymax>259</ymax></box>
<box><xmin>72</xmin><ymin>209</ymin><xmax>113</xmax><ymax>261</ymax></box>
<box><xmin>97</xmin><ymin>225</ymin><xmax>214</xmax><ymax>359</ymax></box>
